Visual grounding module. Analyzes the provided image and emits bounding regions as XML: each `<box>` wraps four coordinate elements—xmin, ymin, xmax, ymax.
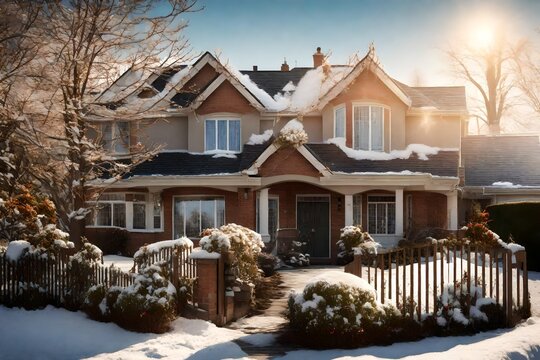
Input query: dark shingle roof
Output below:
<box><xmin>305</xmin><ymin>144</ymin><xmax>459</xmax><ymax>177</ymax></box>
<box><xmin>126</xmin><ymin>143</ymin><xmax>272</xmax><ymax>178</ymax></box>
<box><xmin>462</xmin><ymin>135</ymin><xmax>540</xmax><ymax>187</ymax></box>
<box><xmin>240</xmin><ymin>68</ymin><xmax>311</xmax><ymax>96</ymax></box>
<box><xmin>394</xmin><ymin>81</ymin><xmax>467</xmax><ymax>112</ymax></box>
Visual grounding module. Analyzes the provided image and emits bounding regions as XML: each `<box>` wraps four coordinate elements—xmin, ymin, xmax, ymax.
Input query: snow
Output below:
<box><xmin>212</xmin><ymin>153</ymin><xmax>237</xmax><ymax>159</ymax></box>
<box><xmin>133</xmin><ymin>237</ymin><xmax>193</xmax><ymax>259</ymax></box>
<box><xmin>247</xmin><ymin>129</ymin><xmax>273</xmax><ymax>145</ymax></box>
<box><xmin>5</xmin><ymin>240</ymin><xmax>31</xmax><ymax>262</ymax></box>
<box><xmin>103</xmin><ymin>255</ymin><xmax>135</xmax><ymax>272</ymax></box>
<box><xmin>492</xmin><ymin>181</ymin><xmax>523</xmax><ymax>188</ymax></box>
<box><xmin>281</xmin><ymin>118</ymin><xmax>304</xmax><ymax>132</ymax></box>
<box><xmin>305</xmin><ymin>272</ymin><xmax>377</xmax><ymax>298</ymax></box>
<box><xmin>327</xmin><ymin>138</ymin><xmax>457</xmax><ymax>161</ymax></box>
<box><xmin>189</xmin><ymin>248</ymin><xmax>222</xmax><ymax>260</ymax></box>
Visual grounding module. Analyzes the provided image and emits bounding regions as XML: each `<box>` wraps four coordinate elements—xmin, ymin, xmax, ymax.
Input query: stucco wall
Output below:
<box><xmin>405</xmin><ymin>115</ymin><xmax>461</xmax><ymax>148</ymax></box>
<box><xmin>138</xmin><ymin>117</ymin><xmax>188</xmax><ymax>150</ymax></box>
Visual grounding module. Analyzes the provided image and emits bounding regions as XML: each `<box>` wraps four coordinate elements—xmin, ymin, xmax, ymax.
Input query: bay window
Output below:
<box><xmin>205</xmin><ymin>119</ymin><xmax>241</xmax><ymax>152</ymax></box>
<box><xmin>367</xmin><ymin>195</ymin><xmax>396</xmax><ymax>234</ymax></box>
<box><xmin>353</xmin><ymin>105</ymin><xmax>383</xmax><ymax>151</ymax></box>
<box><xmin>173</xmin><ymin>197</ymin><xmax>225</xmax><ymax>238</ymax></box>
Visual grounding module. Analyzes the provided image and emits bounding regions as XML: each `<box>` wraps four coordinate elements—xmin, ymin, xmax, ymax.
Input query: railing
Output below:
<box><xmin>345</xmin><ymin>242</ymin><xmax>529</xmax><ymax>326</ymax></box>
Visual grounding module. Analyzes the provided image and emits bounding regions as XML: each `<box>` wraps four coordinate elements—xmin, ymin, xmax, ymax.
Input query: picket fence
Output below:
<box><xmin>345</xmin><ymin>242</ymin><xmax>529</xmax><ymax>326</ymax></box>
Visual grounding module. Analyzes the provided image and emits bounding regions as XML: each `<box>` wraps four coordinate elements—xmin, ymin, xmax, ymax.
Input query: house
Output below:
<box><xmin>460</xmin><ymin>134</ymin><xmax>540</xmax><ymax>220</ymax></box>
<box><xmin>85</xmin><ymin>46</ymin><xmax>468</xmax><ymax>262</ymax></box>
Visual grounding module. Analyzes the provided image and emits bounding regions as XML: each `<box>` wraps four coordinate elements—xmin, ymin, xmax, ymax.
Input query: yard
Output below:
<box><xmin>0</xmin><ymin>269</ymin><xmax>538</xmax><ymax>359</ymax></box>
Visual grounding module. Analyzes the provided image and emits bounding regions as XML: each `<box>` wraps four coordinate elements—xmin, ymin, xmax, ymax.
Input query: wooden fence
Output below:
<box><xmin>345</xmin><ymin>243</ymin><xmax>529</xmax><ymax>326</ymax></box>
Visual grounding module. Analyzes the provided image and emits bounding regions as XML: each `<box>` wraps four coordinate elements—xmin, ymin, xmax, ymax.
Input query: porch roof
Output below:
<box><xmin>305</xmin><ymin>143</ymin><xmax>460</xmax><ymax>177</ymax></box>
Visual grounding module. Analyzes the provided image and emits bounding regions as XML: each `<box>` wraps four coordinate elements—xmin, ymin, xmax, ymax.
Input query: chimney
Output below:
<box><xmin>313</xmin><ymin>47</ymin><xmax>324</xmax><ymax>68</ymax></box>
<box><xmin>252</xmin><ymin>65</ymin><xmax>258</xmax><ymax>71</ymax></box>
<box><xmin>280</xmin><ymin>58</ymin><xmax>289</xmax><ymax>72</ymax></box>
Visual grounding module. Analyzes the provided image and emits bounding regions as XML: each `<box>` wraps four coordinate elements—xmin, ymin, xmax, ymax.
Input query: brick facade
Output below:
<box><xmin>258</xmin><ymin>146</ymin><xmax>321</xmax><ymax>178</ymax></box>
<box><xmin>197</xmin><ymin>81</ymin><xmax>256</xmax><ymax>115</ymax></box>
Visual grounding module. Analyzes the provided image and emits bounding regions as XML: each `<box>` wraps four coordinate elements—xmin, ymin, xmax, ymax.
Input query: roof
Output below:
<box><xmin>395</xmin><ymin>81</ymin><xmax>467</xmax><ymax>112</ymax></box>
<box><xmin>305</xmin><ymin>144</ymin><xmax>459</xmax><ymax>177</ymax></box>
<box><xmin>125</xmin><ymin>141</ymin><xmax>458</xmax><ymax>178</ymax></box>
<box><xmin>462</xmin><ymin>135</ymin><xmax>540</xmax><ymax>187</ymax></box>
<box><xmin>239</xmin><ymin>68</ymin><xmax>311</xmax><ymax>96</ymax></box>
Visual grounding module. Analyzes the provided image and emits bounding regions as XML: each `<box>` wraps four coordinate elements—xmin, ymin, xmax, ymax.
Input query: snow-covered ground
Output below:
<box><xmin>102</xmin><ymin>255</ymin><xmax>134</xmax><ymax>272</ymax></box>
<box><xmin>0</xmin><ymin>270</ymin><xmax>538</xmax><ymax>359</ymax></box>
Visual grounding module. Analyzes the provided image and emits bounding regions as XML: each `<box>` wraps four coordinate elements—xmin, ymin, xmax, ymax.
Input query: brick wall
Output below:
<box><xmin>406</xmin><ymin>191</ymin><xmax>447</xmax><ymax>231</ymax></box>
<box><xmin>258</xmin><ymin>147</ymin><xmax>321</xmax><ymax>178</ymax></box>
<box><xmin>197</xmin><ymin>81</ymin><xmax>255</xmax><ymax>115</ymax></box>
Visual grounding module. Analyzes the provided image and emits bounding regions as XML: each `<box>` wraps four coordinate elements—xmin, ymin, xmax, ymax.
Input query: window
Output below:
<box><xmin>256</xmin><ymin>197</ymin><xmax>279</xmax><ymax>241</ymax></box>
<box><xmin>153</xmin><ymin>196</ymin><xmax>162</xmax><ymax>229</ymax></box>
<box><xmin>367</xmin><ymin>195</ymin><xmax>395</xmax><ymax>234</ymax></box>
<box><xmin>131</xmin><ymin>194</ymin><xmax>146</xmax><ymax>230</ymax></box>
<box><xmin>334</xmin><ymin>106</ymin><xmax>346</xmax><ymax>138</ymax></box>
<box><xmin>92</xmin><ymin>193</ymin><xmax>126</xmax><ymax>228</ymax></box>
<box><xmin>205</xmin><ymin>119</ymin><xmax>240</xmax><ymax>152</ymax></box>
<box><xmin>102</xmin><ymin>121</ymin><xmax>130</xmax><ymax>154</ymax></box>
<box><xmin>353</xmin><ymin>105</ymin><xmax>383</xmax><ymax>151</ymax></box>
<box><xmin>353</xmin><ymin>194</ymin><xmax>362</xmax><ymax>226</ymax></box>
<box><xmin>173</xmin><ymin>197</ymin><xmax>225</xmax><ymax>238</ymax></box>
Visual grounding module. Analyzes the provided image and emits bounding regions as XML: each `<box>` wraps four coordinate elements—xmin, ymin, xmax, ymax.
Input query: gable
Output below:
<box><xmin>329</xmin><ymin>69</ymin><xmax>407</xmax><ymax>107</ymax></box>
<box><xmin>197</xmin><ymin>80</ymin><xmax>256</xmax><ymax>115</ymax></box>
<box><xmin>258</xmin><ymin>147</ymin><xmax>321</xmax><ymax>178</ymax></box>
<box><xmin>182</xmin><ymin>63</ymin><xmax>219</xmax><ymax>94</ymax></box>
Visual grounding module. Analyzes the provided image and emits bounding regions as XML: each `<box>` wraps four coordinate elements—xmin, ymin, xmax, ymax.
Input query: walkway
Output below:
<box><xmin>229</xmin><ymin>266</ymin><xmax>344</xmax><ymax>359</ymax></box>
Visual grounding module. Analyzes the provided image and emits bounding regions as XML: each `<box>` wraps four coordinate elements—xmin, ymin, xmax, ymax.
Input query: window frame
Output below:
<box><xmin>256</xmin><ymin>195</ymin><xmax>280</xmax><ymax>242</ymax></box>
<box><xmin>333</xmin><ymin>104</ymin><xmax>346</xmax><ymax>139</ymax></box>
<box><xmin>204</xmin><ymin>118</ymin><xmax>241</xmax><ymax>153</ymax></box>
<box><xmin>352</xmin><ymin>103</ymin><xmax>387</xmax><ymax>151</ymax></box>
<box><xmin>101</xmin><ymin>121</ymin><xmax>130</xmax><ymax>155</ymax></box>
<box><xmin>172</xmin><ymin>196</ymin><xmax>226</xmax><ymax>239</ymax></box>
<box><xmin>367</xmin><ymin>194</ymin><xmax>396</xmax><ymax>235</ymax></box>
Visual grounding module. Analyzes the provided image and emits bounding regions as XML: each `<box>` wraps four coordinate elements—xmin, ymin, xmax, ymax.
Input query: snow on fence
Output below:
<box><xmin>345</xmin><ymin>243</ymin><xmax>529</xmax><ymax>326</ymax></box>
<box><xmin>0</xmin><ymin>250</ymin><xmax>133</xmax><ymax>307</ymax></box>
<box><xmin>133</xmin><ymin>244</ymin><xmax>197</xmax><ymax>280</ymax></box>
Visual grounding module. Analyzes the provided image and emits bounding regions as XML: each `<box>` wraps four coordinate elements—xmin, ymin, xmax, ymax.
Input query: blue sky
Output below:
<box><xmin>180</xmin><ymin>0</ymin><xmax>540</xmax><ymax>86</ymax></box>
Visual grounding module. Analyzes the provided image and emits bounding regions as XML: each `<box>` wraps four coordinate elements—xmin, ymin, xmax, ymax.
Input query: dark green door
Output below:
<box><xmin>297</xmin><ymin>196</ymin><xmax>330</xmax><ymax>258</ymax></box>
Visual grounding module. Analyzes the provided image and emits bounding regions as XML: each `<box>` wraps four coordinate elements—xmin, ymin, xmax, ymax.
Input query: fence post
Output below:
<box><xmin>504</xmin><ymin>249</ymin><xmax>513</xmax><ymax>327</ymax></box>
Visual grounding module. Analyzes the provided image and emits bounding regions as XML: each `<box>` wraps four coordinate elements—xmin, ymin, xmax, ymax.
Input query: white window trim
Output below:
<box><xmin>86</xmin><ymin>192</ymin><xmax>164</xmax><ymax>232</ymax></box>
<box><xmin>256</xmin><ymin>195</ymin><xmax>280</xmax><ymax>237</ymax></box>
<box><xmin>102</xmin><ymin>121</ymin><xmax>130</xmax><ymax>155</ymax></box>
<box><xmin>351</xmin><ymin>102</ymin><xmax>388</xmax><ymax>151</ymax></box>
<box><xmin>172</xmin><ymin>195</ymin><xmax>226</xmax><ymax>239</ymax></box>
<box><xmin>204</xmin><ymin>118</ymin><xmax>242</xmax><ymax>153</ymax></box>
<box><xmin>367</xmin><ymin>194</ymin><xmax>396</xmax><ymax>235</ymax></box>
<box><xmin>333</xmin><ymin>104</ymin><xmax>346</xmax><ymax>139</ymax></box>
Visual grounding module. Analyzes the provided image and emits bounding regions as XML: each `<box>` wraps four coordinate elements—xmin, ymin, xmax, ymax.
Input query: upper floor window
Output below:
<box><xmin>205</xmin><ymin>119</ymin><xmax>241</xmax><ymax>152</ymax></box>
<box><xmin>102</xmin><ymin>121</ymin><xmax>130</xmax><ymax>154</ymax></box>
<box><xmin>334</xmin><ymin>106</ymin><xmax>346</xmax><ymax>138</ymax></box>
<box><xmin>353</xmin><ymin>105</ymin><xmax>383</xmax><ymax>151</ymax></box>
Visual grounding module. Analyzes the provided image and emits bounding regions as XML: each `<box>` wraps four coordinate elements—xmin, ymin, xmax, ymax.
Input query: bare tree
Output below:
<box><xmin>446</xmin><ymin>27</ymin><xmax>517</xmax><ymax>134</ymax></box>
<box><xmin>514</xmin><ymin>36</ymin><xmax>540</xmax><ymax>116</ymax></box>
<box><xmin>23</xmin><ymin>0</ymin><xmax>200</xmax><ymax>242</ymax></box>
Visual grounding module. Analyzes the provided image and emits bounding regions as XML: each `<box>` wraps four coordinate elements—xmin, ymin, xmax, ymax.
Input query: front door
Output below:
<box><xmin>297</xmin><ymin>196</ymin><xmax>330</xmax><ymax>258</ymax></box>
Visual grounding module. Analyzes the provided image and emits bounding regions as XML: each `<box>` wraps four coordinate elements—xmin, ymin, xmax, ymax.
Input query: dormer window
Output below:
<box><xmin>102</xmin><ymin>121</ymin><xmax>130</xmax><ymax>154</ymax></box>
<box><xmin>205</xmin><ymin>119</ymin><xmax>241</xmax><ymax>152</ymax></box>
<box><xmin>353</xmin><ymin>105</ymin><xmax>383</xmax><ymax>151</ymax></box>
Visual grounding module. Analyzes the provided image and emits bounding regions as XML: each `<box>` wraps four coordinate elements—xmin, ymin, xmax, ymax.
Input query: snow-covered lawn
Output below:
<box><xmin>0</xmin><ymin>271</ymin><xmax>538</xmax><ymax>359</ymax></box>
<box><xmin>102</xmin><ymin>255</ymin><xmax>134</xmax><ymax>272</ymax></box>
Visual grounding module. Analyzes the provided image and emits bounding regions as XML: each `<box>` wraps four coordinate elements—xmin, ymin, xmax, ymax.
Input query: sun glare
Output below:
<box><xmin>471</xmin><ymin>22</ymin><xmax>495</xmax><ymax>51</ymax></box>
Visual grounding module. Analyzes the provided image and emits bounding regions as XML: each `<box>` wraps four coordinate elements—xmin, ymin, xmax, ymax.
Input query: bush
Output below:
<box><xmin>200</xmin><ymin>223</ymin><xmax>264</xmax><ymax>285</ymax></box>
<box><xmin>257</xmin><ymin>252</ymin><xmax>278</xmax><ymax>277</ymax></box>
<box><xmin>282</xmin><ymin>237</ymin><xmax>310</xmax><ymax>267</ymax></box>
<box><xmin>83</xmin><ymin>262</ymin><xmax>177</xmax><ymax>333</ymax></box>
<box><xmin>286</xmin><ymin>272</ymin><xmax>402</xmax><ymax>348</ymax></box>
<box><xmin>337</xmin><ymin>225</ymin><xmax>379</xmax><ymax>265</ymax></box>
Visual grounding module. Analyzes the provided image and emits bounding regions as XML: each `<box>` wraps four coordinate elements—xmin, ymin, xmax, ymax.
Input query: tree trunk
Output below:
<box><xmin>489</xmin><ymin>122</ymin><xmax>501</xmax><ymax>135</ymax></box>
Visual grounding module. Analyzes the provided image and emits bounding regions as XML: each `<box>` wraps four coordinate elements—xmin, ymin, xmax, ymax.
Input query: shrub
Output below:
<box><xmin>282</xmin><ymin>237</ymin><xmax>310</xmax><ymax>267</ymax></box>
<box><xmin>337</xmin><ymin>225</ymin><xmax>379</xmax><ymax>264</ymax></box>
<box><xmin>257</xmin><ymin>252</ymin><xmax>278</xmax><ymax>277</ymax></box>
<box><xmin>276</xmin><ymin>119</ymin><xmax>308</xmax><ymax>147</ymax></box>
<box><xmin>287</xmin><ymin>272</ymin><xmax>402</xmax><ymax>348</ymax></box>
<box><xmin>200</xmin><ymin>224</ymin><xmax>264</xmax><ymax>285</ymax></box>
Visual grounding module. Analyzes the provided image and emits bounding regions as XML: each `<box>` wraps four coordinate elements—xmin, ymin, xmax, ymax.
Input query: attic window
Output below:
<box><xmin>138</xmin><ymin>88</ymin><xmax>156</xmax><ymax>98</ymax></box>
<box><xmin>353</xmin><ymin>105</ymin><xmax>383</xmax><ymax>151</ymax></box>
<box><xmin>205</xmin><ymin>119</ymin><xmax>241</xmax><ymax>152</ymax></box>
<box><xmin>102</xmin><ymin>121</ymin><xmax>130</xmax><ymax>154</ymax></box>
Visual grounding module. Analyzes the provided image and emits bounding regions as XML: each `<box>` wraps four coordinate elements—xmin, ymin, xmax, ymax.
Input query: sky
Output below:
<box><xmin>180</xmin><ymin>0</ymin><xmax>540</xmax><ymax>87</ymax></box>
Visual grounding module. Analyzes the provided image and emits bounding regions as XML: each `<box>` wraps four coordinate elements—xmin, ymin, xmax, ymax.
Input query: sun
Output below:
<box><xmin>472</xmin><ymin>23</ymin><xmax>495</xmax><ymax>50</ymax></box>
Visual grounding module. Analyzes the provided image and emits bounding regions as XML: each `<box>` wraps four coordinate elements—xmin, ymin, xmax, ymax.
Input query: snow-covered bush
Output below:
<box><xmin>281</xmin><ymin>238</ymin><xmax>310</xmax><ymax>267</ymax></box>
<box><xmin>200</xmin><ymin>224</ymin><xmax>264</xmax><ymax>284</ymax></box>
<box><xmin>287</xmin><ymin>272</ymin><xmax>404</xmax><ymax>347</ymax></box>
<box><xmin>134</xmin><ymin>237</ymin><xmax>193</xmax><ymax>271</ymax></box>
<box><xmin>276</xmin><ymin>119</ymin><xmax>308</xmax><ymax>147</ymax></box>
<box><xmin>464</xmin><ymin>210</ymin><xmax>499</xmax><ymax>248</ymax></box>
<box><xmin>257</xmin><ymin>252</ymin><xmax>278</xmax><ymax>276</ymax></box>
<box><xmin>337</xmin><ymin>225</ymin><xmax>379</xmax><ymax>264</ymax></box>
<box><xmin>84</xmin><ymin>262</ymin><xmax>177</xmax><ymax>333</ymax></box>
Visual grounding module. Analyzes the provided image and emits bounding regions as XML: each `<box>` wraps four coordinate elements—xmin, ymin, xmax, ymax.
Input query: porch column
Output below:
<box><xmin>447</xmin><ymin>191</ymin><xmax>458</xmax><ymax>230</ymax></box>
<box><xmin>344</xmin><ymin>194</ymin><xmax>354</xmax><ymax>226</ymax></box>
<box><xmin>395</xmin><ymin>189</ymin><xmax>404</xmax><ymax>236</ymax></box>
<box><xmin>259</xmin><ymin>188</ymin><xmax>270</xmax><ymax>243</ymax></box>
